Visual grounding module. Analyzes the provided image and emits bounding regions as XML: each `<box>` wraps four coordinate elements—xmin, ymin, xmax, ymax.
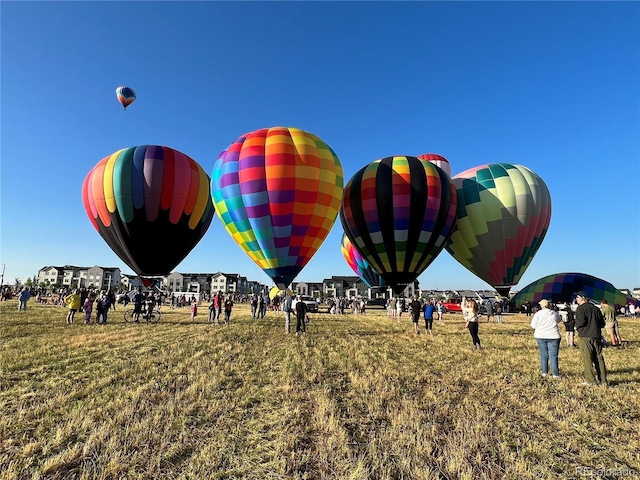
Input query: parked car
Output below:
<box><xmin>366</xmin><ymin>297</ymin><xmax>387</xmax><ymax>307</ymax></box>
<box><xmin>298</xmin><ymin>295</ymin><xmax>319</xmax><ymax>313</ymax></box>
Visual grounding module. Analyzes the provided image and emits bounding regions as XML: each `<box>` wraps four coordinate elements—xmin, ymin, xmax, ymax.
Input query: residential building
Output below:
<box><xmin>86</xmin><ymin>266</ymin><xmax>122</xmax><ymax>290</ymax></box>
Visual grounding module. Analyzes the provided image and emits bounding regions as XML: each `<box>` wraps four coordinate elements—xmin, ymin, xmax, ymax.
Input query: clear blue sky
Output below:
<box><xmin>2</xmin><ymin>1</ymin><xmax>639</xmax><ymax>292</ymax></box>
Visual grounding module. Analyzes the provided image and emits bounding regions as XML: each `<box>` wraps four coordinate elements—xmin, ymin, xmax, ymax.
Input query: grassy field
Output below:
<box><xmin>1</xmin><ymin>300</ymin><xmax>639</xmax><ymax>480</ymax></box>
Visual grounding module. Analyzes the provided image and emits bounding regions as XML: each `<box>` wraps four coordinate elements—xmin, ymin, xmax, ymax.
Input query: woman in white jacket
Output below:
<box><xmin>530</xmin><ymin>299</ymin><xmax>562</xmax><ymax>378</ymax></box>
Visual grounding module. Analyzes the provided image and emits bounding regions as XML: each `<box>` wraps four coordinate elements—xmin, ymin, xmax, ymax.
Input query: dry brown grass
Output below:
<box><xmin>1</xmin><ymin>300</ymin><xmax>639</xmax><ymax>479</ymax></box>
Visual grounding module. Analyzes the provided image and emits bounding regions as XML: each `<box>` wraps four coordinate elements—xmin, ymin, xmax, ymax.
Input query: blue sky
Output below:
<box><xmin>2</xmin><ymin>1</ymin><xmax>639</xmax><ymax>292</ymax></box>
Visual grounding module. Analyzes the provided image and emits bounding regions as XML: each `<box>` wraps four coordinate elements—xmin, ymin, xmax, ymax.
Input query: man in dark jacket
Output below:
<box><xmin>295</xmin><ymin>296</ymin><xmax>307</xmax><ymax>335</ymax></box>
<box><xmin>574</xmin><ymin>291</ymin><xmax>608</xmax><ymax>386</ymax></box>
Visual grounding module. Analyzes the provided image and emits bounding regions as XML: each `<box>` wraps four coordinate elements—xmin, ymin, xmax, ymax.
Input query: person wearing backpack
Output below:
<box><xmin>574</xmin><ymin>291</ymin><xmax>608</xmax><ymax>386</ymax></box>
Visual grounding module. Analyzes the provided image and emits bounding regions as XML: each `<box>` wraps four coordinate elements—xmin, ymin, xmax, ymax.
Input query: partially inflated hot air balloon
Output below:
<box><xmin>340</xmin><ymin>233</ymin><xmax>385</xmax><ymax>288</ymax></box>
<box><xmin>82</xmin><ymin>145</ymin><xmax>214</xmax><ymax>277</ymax></box>
<box><xmin>269</xmin><ymin>286</ymin><xmax>293</xmax><ymax>301</ymax></box>
<box><xmin>116</xmin><ymin>86</ymin><xmax>136</xmax><ymax>110</ymax></box>
<box><xmin>211</xmin><ymin>127</ymin><xmax>344</xmax><ymax>289</ymax></box>
<box><xmin>418</xmin><ymin>153</ymin><xmax>452</xmax><ymax>177</ymax></box>
<box><xmin>445</xmin><ymin>163</ymin><xmax>551</xmax><ymax>298</ymax></box>
<box><xmin>340</xmin><ymin>155</ymin><xmax>458</xmax><ymax>295</ymax></box>
<box><xmin>512</xmin><ymin>272</ymin><xmax>638</xmax><ymax>310</ymax></box>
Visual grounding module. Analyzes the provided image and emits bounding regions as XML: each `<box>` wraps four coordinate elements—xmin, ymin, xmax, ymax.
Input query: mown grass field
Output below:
<box><xmin>1</xmin><ymin>299</ymin><xmax>639</xmax><ymax>480</ymax></box>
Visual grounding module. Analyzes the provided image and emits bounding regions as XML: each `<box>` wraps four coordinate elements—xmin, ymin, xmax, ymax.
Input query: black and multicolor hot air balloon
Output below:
<box><xmin>82</xmin><ymin>145</ymin><xmax>214</xmax><ymax>277</ymax></box>
<box><xmin>340</xmin><ymin>155</ymin><xmax>458</xmax><ymax>295</ymax></box>
<box><xmin>445</xmin><ymin>163</ymin><xmax>552</xmax><ymax>298</ymax></box>
<box><xmin>340</xmin><ymin>233</ymin><xmax>385</xmax><ymax>289</ymax></box>
<box><xmin>115</xmin><ymin>86</ymin><xmax>136</xmax><ymax>110</ymax></box>
<box><xmin>210</xmin><ymin>127</ymin><xmax>344</xmax><ymax>289</ymax></box>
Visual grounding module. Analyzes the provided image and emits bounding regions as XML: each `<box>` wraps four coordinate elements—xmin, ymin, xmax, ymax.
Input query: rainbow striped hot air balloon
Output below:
<box><xmin>340</xmin><ymin>233</ymin><xmax>385</xmax><ymax>289</ymax></box>
<box><xmin>445</xmin><ymin>163</ymin><xmax>552</xmax><ymax>298</ymax></box>
<box><xmin>211</xmin><ymin>127</ymin><xmax>344</xmax><ymax>289</ymax></box>
<box><xmin>340</xmin><ymin>155</ymin><xmax>458</xmax><ymax>295</ymax></box>
<box><xmin>115</xmin><ymin>86</ymin><xmax>136</xmax><ymax>110</ymax></box>
<box><xmin>82</xmin><ymin>145</ymin><xmax>214</xmax><ymax>277</ymax></box>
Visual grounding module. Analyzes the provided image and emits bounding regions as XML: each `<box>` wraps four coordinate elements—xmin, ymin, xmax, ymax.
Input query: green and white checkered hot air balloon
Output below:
<box><xmin>445</xmin><ymin>163</ymin><xmax>552</xmax><ymax>298</ymax></box>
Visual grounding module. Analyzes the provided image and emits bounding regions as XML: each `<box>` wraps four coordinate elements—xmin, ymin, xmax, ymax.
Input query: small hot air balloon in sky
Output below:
<box><xmin>82</xmin><ymin>145</ymin><xmax>214</xmax><ymax>278</ymax></box>
<box><xmin>340</xmin><ymin>233</ymin><xmax>385</xmax><ymax>288</ymax></box>
<box><xmin>340</xmin><ymin>155</ymin><xmax>458</xmax><ymax>295</ymax></box>
<box><xmin>512</xmin><ymin>272</ymin><xmax>638</xmax><ymax>310</ymax></box>
<box><xmin>116</xmin><ymin>86</ymin><xmax>136</xmax><ymax>110</ymax></box>
<box><xmin>211</xmin><ymin>126</ymin><xmax>344</xmax><ymax>289</ymax></box>
<box><xmin>418</xmin><ymin>153</ymin><xmax>452</xmax><ymax>177</ymax></box>
<box><xmin>445</xmin><ymin>163</ymin><xmax>552</xmax><ymax>298</ymax></box>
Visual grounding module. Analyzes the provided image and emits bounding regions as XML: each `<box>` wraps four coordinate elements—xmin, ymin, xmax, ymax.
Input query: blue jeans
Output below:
<box><xmin>536</xmin><ymin>338</ymin><xmax>560</xmax><ymax>376</ymax></box>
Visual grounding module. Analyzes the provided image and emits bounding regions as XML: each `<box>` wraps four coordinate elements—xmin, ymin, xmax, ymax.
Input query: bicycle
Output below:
<box><xmin>123</xmin><ymin>304</ymin><xmax>162</xmax><ymax>323</ymax></box>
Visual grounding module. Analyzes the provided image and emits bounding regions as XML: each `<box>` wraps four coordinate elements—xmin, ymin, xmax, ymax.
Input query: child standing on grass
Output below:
<box><xmin>190</xmin><ymin>299</ymin><xmax>198</xmax><ymax>321</ymax></box>
<box><xmin>83</xmin><ymin>294</ymin><xmax>95</xmax><ymax>324</ymax></box>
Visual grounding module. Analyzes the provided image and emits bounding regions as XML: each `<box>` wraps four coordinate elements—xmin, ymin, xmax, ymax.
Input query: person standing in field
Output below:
<box><xmin>18</xmin><ymin>287</ymin><xmax>30</xmax><ymax>311</ymax></box>
<box><xmin>282</xmin><ymin>293</ymin><xmax>294</xmax><ymax>333</ymax></box>
<box><xmin>600</xmin><ymin>299</ymin><xmax>622</xmax><ymax>349</ymax></box>
<box><xmin>190</xmin><ymin>299</ymin><xmax>198</xmax><ymax>321</ymax></box>
<box><xmin>530</xmin><ymin>299</ymin><xmax>562</xmax><ymax>378</ymax></box>
<box><xmin>65</xmin><ymin>289</ymin><xmax>82</xmax><ymax>324</ymax></box>
<box><xmin>83</xmin><ymin>293</ymin><xmax>95</xmax><ymax>324</ymax></box>
<box><xmin>574</xmin><ymin>291</ymin><xmax>608</xmax><ymax>386</ymax></box>
<box><xmin>95</xmin><ymin>292</ymin><xmax>105</xmax><ymax>323</ymax></box>
<box><xmin>100</xmin><ymin>291</ymin><xmax>112</xmax><ymax>324</ymax></box>
<box><xmin>396</xmin><ymin>297</ymin><xmax>404</xmax><ymax>319</ymax></box>
<box><xmin>295</xmin><ymin>295</ymin><xmax>307</xmax><ymax>335</ymax></box>
<box><xmin>436</xmin><ymin>300</ymin><xmax>444</xmax><ymax>324</ymax></box>
<box><xmin>409</xmin><ymin>295</ymin><xmax>422</xmax><ymax>334</ymax></box>
<box><xmin>132</xmin><ymin>288</ymin><xmax>144</xmax><ymax>323</ymax></box>
<box><xmin>464</xmin><ymin>298</ymin><xmax>482</xmax><ymax>350</ymax></box>
<box><xmin>558</xmin><ymin>302</ymin><xmax>576</xmax><ymax>347</ymax></box>
<box><xmin>223</xmin><ymin>295</ymin><xmax>234</xmax><ymax>324</ymax></box>
<box><xmin>485</xmin><ymin>301</ymin><xmax>494</xmax><ymax>323</ymax></box>
<box><xmin>214</xmin><ymin>291</ymin><xmax>223</xmax><ymax>323</ymax></box>
<box><xmin>208</xmin><ymin>298</ymin><xmax>216</xmax><ymax>323</ymax></box>
<box><xmin>495</xmin><ymin>301</ymin><xmax>503</xmax><ymax>324</ymax></box>
<box><xmin>423</xmin><ymin>299</ymin><xmax>435</xmax><ymax>335</ymax></box>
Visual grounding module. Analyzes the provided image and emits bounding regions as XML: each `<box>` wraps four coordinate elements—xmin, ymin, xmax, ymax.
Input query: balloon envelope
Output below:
<box><xmin>340</xmin><ymin>155</ymin><xmax>458</xmax><ymax>295</ymax></box>
<box><xmin>512</xmin><ymin>272</ymin><xmax>638</xmax><ymax>309</ymax></box>
<box><xmin>418</xmin><ymin>153</ymin><xmax>451</xmax><ymax>177</ymax></box>
<box><xmin>340</xmin><ymin>233</ymin><xmax>385</xmax><ymax>288</ymax></box>
<box><xmin>116</xmin><ymin>86</ymin><xmax>136</xmax><ymax>110</ymax></box>
<box><xmin>211</xmin><ymin>127</ymin><xmax>344</xmax><ymax>289</ymax></box>
<box><xmin>269</xmin><ymin>286</ymin><xmax>293</xmax><ymax>301</ymax></box>
<box><xmin>82</xmin><ymin>145</ymin><xmax>214</xmax><ymax>277</ymax></box>
<box><xmin>445</xmin><ymin>163</ymin><xmax>551</xmax><ymax>297</ymax></box>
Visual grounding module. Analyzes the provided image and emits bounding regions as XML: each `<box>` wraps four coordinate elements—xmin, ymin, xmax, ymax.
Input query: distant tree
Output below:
<box><xmin>14</xmin><ymin>278</ymin><xmax>22</xmax><ymax>288</ymax></box>
<box><xmin>25</xmin><ymin>277</ymin><xmax>34</xmax><ymax>288</ymax></box>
